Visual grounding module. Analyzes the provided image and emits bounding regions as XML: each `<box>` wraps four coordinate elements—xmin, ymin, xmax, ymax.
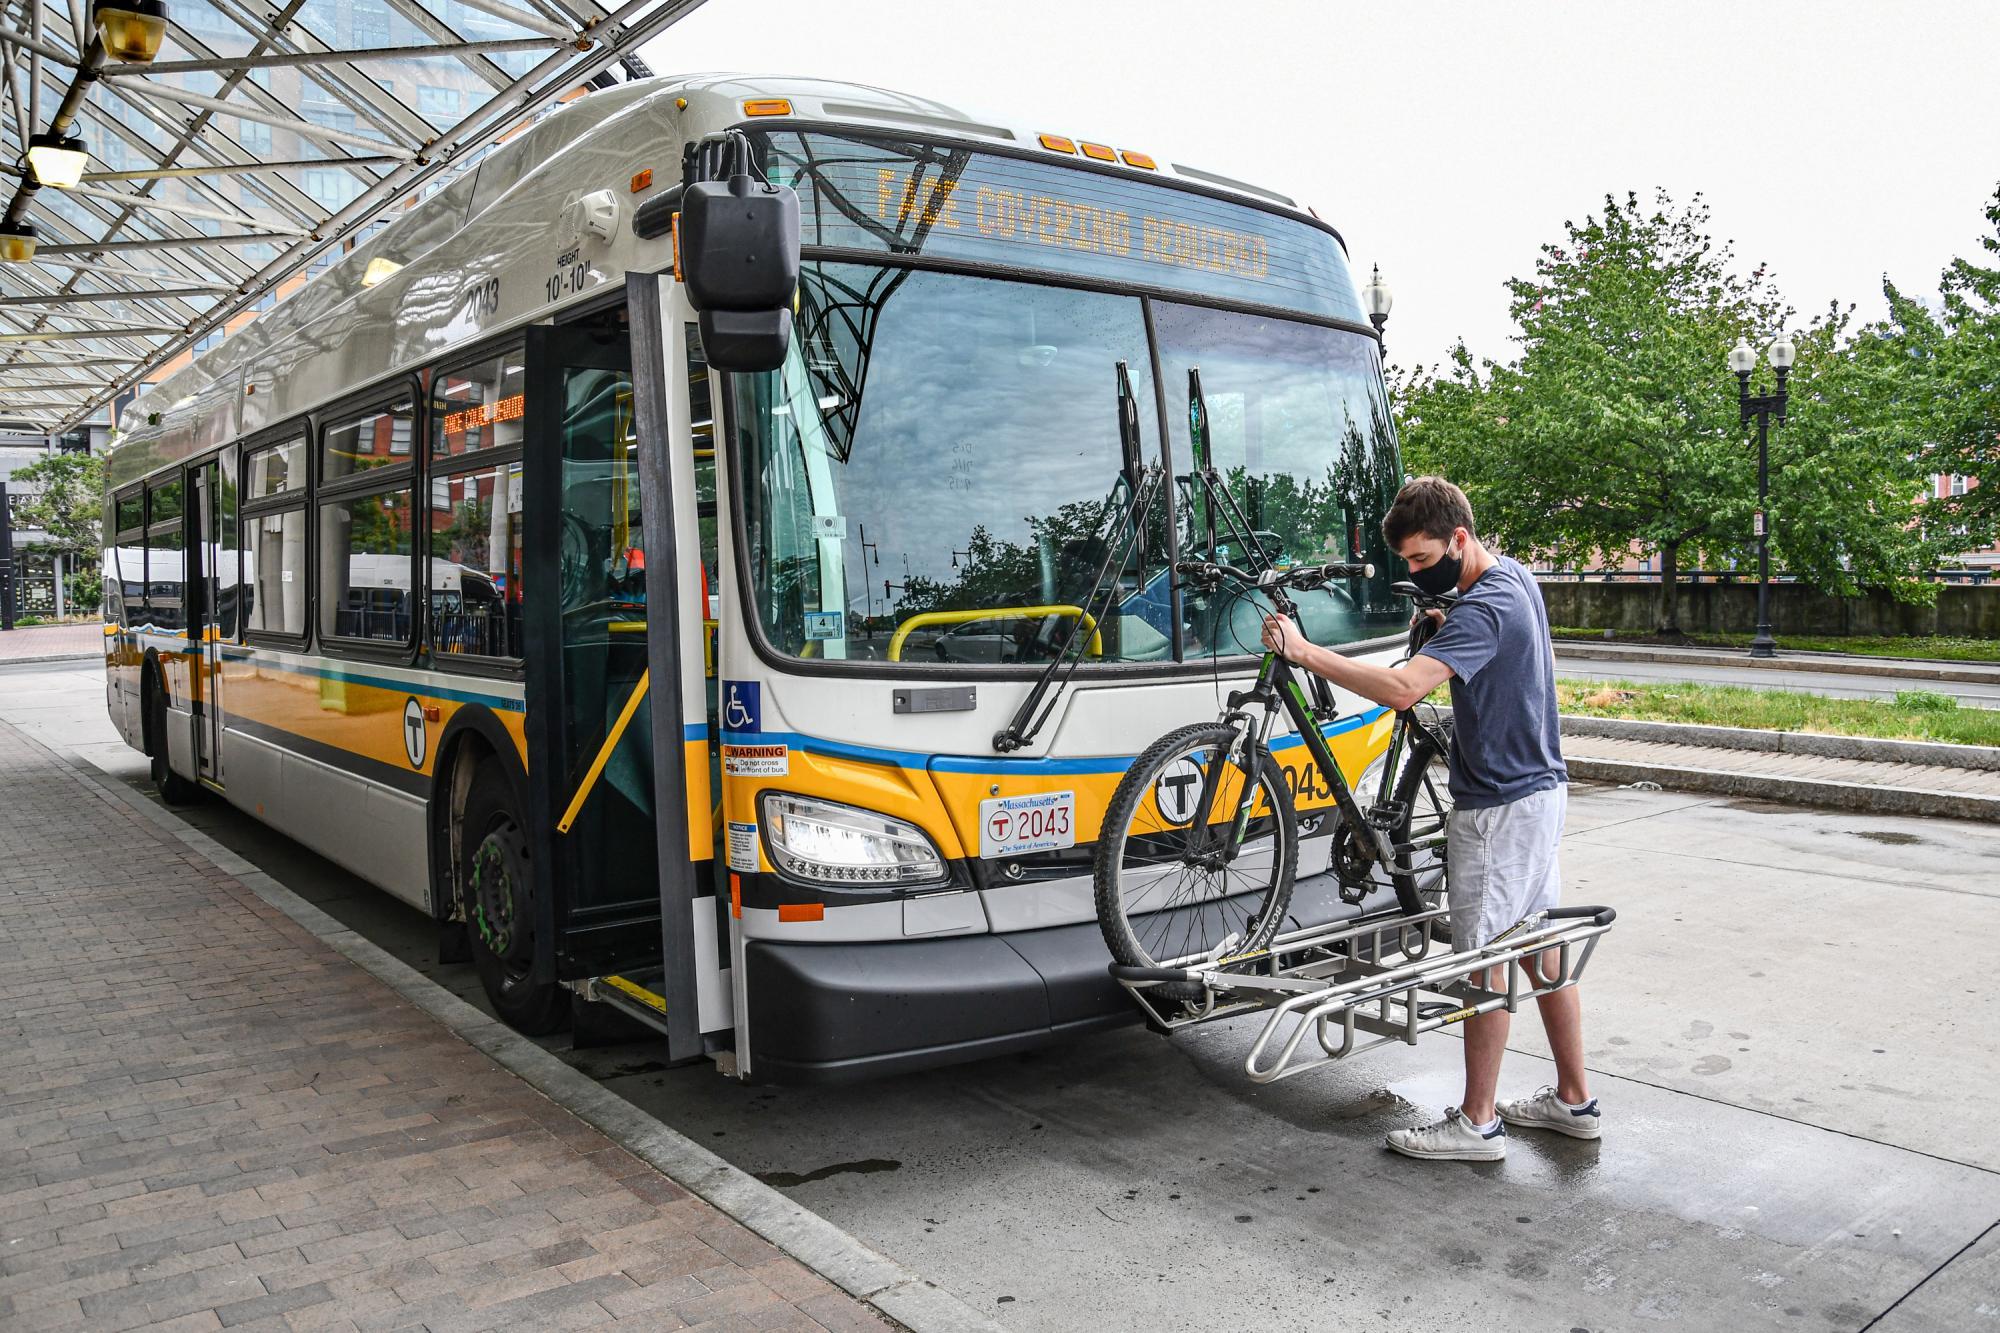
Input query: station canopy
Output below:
<box><xmin>0</xmin><ymin>0</ymin><xmax>705</xmax><ymax>432</ymax></box>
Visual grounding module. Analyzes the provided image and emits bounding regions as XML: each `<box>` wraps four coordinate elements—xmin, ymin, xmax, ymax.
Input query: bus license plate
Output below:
<box><xmin>979</xmin><ymin>791</ymin><xmax>1076</xmax><ymax>859</ymax></box>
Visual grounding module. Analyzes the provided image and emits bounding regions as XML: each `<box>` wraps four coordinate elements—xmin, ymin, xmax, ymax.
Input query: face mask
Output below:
<box><xmin>1409</xmin><ymin>537</ymin><xmax>1462</xmax><ymax>596</ymax></box>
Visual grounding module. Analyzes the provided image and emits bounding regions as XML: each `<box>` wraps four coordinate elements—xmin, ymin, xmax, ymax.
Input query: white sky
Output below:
<box><xmin>643</xmin><ymin>0</ymin><xmax>2000</xmax><ymax>373</ymax></box>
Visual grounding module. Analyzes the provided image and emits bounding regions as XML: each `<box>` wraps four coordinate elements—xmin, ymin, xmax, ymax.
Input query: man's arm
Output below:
<box><xmin>1261</xmin><ymin>614</ymin><xmax>1452</xmax><ymax>712</ymax></box>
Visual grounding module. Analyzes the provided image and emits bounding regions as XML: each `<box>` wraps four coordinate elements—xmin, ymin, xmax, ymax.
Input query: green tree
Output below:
<box><xmin>1397</xmin><ymin>190</ymin><xmax>1943</xmax><ymax>632</ymax></box>
<box><xmin>10</xmin><ymin>451</ymin><xmax>105</xmax><ymax>558</ymax></box>
<box><xmin>1865</xmin><ymin>184</ymin><xmax>2000</xmax><ymax>553</ymax></box>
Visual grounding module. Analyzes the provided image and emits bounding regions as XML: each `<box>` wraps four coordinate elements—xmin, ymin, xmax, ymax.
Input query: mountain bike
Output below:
<box><xmin>1092</xmin><ymin>559</ymin><xmax>1458</xmax><ymax>997</ymax></box>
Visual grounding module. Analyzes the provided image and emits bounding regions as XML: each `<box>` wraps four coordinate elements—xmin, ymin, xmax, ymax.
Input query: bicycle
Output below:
<box><xmin>1092</xmin><ymin>558</ymin><xmax>1459</xmax><ymax>998</ymax></box>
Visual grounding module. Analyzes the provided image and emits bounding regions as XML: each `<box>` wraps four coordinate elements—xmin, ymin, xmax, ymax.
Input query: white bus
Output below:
<box><xmin>104</xmin><ymin>74</ymin><xmax>1411</xmax><ymax>1082</ymax></box>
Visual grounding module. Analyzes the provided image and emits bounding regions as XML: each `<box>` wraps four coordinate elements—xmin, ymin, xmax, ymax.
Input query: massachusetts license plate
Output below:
<box><xmin>978</xmin><ymin>791</ymin><xmax>1077</xmax><ymax>858</ymax></box>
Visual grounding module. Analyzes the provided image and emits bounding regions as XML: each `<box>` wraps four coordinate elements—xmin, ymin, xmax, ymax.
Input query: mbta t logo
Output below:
<box><xmin>401</xmin><ymin>697</ymin><xmax>429</xmax><ymax>769</ymax></box>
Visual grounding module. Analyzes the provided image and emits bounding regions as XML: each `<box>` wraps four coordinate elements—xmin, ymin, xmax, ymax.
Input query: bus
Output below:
<box><xmin>102</xmin><ymin>73</ymin><xmax>1411</xmax><ymax>1083</ymax></box>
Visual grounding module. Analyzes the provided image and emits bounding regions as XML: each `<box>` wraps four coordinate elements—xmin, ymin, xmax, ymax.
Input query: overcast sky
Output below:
<box><xmin>643</xmin><ymin>0</ymin><xmax>1999</xmax><ymax>374</ymax></box>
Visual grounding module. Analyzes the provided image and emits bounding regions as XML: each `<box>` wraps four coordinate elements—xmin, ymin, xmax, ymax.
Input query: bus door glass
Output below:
<box><xmin>191</xmin><ymin>459</ymin><xmax>234</xmax><ymax>782</ymax></box>
<box><xmin>523</xmin><ymin>316</ymin><xmax>664</xmax><ymax>981</ymax></box>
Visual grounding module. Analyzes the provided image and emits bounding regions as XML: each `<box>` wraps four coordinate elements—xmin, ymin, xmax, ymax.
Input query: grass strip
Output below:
<box><xmin>1557</xmin><ymin>678</ymin><xmax>2000</xmax><ymax>748</ymax></box>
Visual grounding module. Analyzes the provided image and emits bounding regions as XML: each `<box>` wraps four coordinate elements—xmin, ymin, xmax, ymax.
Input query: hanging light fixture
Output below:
<box><xmin>26</xmin><ymin>133</ymin><xmax>89</xmax><ymax>189</ymax></box>
<box><xmin>0</xmin><ymin>222</ymin><xmax>36</xmax><ymax>263</ymax></box>
<box><xmin>93</xmin><ymin>0</ymin><xmax>169</xmax><ymax>64</ymax></box>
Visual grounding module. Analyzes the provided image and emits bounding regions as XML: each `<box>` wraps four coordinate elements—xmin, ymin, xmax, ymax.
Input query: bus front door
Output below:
<box><xmin>523</xmin><ymin>309</ymin><xmax>698</xmax><ymax>1059</ymax></box>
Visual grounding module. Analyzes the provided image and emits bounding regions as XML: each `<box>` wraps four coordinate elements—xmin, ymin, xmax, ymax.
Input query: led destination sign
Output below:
<box><xmin>755</xmin><ymin>131</ymin><xmax>1361</xmax><ymax>323</ymax></box>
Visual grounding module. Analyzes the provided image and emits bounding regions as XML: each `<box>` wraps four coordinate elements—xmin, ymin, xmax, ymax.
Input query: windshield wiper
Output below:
<box><xmin>993</xmin><ymin>362</ymin><xmax>1162</xmax><ymax>754</ymax></box>
<box><xmin>1184</xmin><ymin>366</ymin><xmax>1275</xmax><ymax>572</ymax></box>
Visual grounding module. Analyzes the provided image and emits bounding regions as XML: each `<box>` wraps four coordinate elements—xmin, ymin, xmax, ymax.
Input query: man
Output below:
<box><xmin>1260</xmin><ymin>476</ymin><xmax>1598</xmax><ymax>1162</ymax></box>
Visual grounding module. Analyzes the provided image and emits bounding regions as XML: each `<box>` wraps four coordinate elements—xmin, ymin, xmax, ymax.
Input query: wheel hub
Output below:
<box><xmin>469</xmin><ymin>829</ymin><xmax>532</xmax><ymax>964</ymax></box>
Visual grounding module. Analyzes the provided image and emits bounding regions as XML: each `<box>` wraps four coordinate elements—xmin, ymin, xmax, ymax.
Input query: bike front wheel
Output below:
<box><xmin>1094</xmin><ymin>723</ymin><xmax>1299</xmax><ymax>991</ymax></box>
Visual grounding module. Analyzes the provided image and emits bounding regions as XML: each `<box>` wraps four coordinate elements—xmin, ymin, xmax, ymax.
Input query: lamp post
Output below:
<box><xmin>1361</xmin><ymin>264</ymin><xmax>1393</xmax><ymax>345</ymax></box>
<box><xmin>1730</xmin><ymin>333</ymin><xmax>1794</xmax><ymax>659</ymax></box>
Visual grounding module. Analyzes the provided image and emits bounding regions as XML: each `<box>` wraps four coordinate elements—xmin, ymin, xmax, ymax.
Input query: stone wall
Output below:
<box><xmin>1538</xmin><ymin>580</ymin><xmax>2000</xmax><ymax>638</ymax></box>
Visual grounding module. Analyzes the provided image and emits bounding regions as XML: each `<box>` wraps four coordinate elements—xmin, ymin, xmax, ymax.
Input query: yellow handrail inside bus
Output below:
<box><xmin>887</xmin><ymin>606</ymin><xmax>1101</xmax><ymax>662</ymax></box>
<box><xmin>557</xmin><ymin>668</ymin><xmax>649</xmax><ymax>834</ymax></box>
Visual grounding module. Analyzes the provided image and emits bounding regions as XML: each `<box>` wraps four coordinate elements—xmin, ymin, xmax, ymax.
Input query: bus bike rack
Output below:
<box><xmin>1108</xmin><ymin>903</ymin><xmax>1617</xmax><ymax>1085</ymax></box>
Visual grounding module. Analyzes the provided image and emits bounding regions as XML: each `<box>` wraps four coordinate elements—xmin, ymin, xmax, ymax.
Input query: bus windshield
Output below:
<box><xmin>732</xmin><ymin>262</ymin><xmax>1406</xmax><ymax>668</ymax></box>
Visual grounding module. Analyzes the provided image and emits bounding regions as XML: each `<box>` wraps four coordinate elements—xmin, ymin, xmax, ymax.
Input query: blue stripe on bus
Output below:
<box><xmin>719</xmin><ymin>707</ymin><xmax>1386</xmax><ymax>775</ymax></box>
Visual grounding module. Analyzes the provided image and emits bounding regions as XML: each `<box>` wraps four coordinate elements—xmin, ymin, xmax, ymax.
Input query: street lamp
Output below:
<box><xmin>1361</xmin><ymin>264</ymin><xmax>1393</xmax><ymax>341</ymax></box>
<box><xmin>0</xmin><ymin>221</ymin><xmax>34</xmax><ymax>263</ymax></box>
<box><xmin>1731</xmin><ymin>334</ymin><xmax>1793</xmax><ymax>659</ymax></box>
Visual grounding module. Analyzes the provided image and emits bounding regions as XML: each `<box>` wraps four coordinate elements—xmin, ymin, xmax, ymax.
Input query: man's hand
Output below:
<box><xmin>1412</xmin><ymin>607</ymin><xmax>1446</xmax><ymax>632</ymax></box>
<box><xmin>1261</xmin><ymin>613</ymin><xmax>1306</xmax><ymax>663</ymax></box>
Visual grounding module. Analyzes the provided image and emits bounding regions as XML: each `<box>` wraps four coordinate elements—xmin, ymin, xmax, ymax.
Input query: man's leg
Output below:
<box><xmin>1461</xmin><ymin>966</ymin><xmax>1510</xmax><ymax>1125</ymax></box>
<box><xmin>1533</xmin><ymin>970</ymin><xmax>1591</xmax><ymax>1105</ymax></box>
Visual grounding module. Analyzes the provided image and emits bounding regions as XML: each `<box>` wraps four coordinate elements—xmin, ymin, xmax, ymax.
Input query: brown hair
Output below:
<box><xmin>1381</xmin><ymin>476</ymin><xmax>1476</xmax><ymax>548</ymax></box>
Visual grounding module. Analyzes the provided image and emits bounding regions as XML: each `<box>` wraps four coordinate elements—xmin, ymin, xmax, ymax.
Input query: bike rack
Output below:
<box><xmin>1109</xmin><ymin>903</ymin><xmax>1616</xmax><ymax>1084</ymax></box>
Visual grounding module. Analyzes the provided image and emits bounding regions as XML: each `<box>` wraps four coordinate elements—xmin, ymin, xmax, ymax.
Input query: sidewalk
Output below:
<box><xmin>1564</xmin><ymin>727</ymin><xmax>2000</xmax><ymax>822</ymax></box>
<box><xmin>1553</xmin><ymin>637</ymin><xmax>2000</xmax><ymax>686</ymax></box>
<box><xmin>0</xmin><ymin>717</ymin><xmax>892</xmax><ymax>1333</ymax></box>
<box><xmin>0</xmin><ymin>622</ymin><xmax>102</xmax><ymax>664</ymax></box>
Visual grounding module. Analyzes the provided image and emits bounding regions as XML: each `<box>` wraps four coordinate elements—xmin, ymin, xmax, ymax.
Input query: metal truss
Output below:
<box><xmin>0</xmin><ymin>0</ymin><xmax>698</xmax><ymax>431</ymax></box>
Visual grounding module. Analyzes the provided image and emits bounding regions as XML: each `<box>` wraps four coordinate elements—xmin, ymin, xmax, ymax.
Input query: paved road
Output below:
<box><xmin>1554</xmin><ymin>646</ymin><xmax>2000</xmax><ymax>709</ymax></box>
<box><xmin>9</xmin><ymin>657</ymin><xmax>2000</xmax><ymax>1331</ymax></box>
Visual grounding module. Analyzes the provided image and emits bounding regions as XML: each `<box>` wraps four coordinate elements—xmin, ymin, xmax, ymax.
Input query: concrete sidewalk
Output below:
<box><xmin>0</xmin><ymin>717</ymin><xmax>893</xmax><ymax>1333</ymax></box>
<box><xmin>1553</xmin><ymin>639</ymin><xmax>2000</xmax><ymax>709</ymax></box>
<box><xmin>0</xmin><ymin>622</ymin><xmax>103</xmax><ymax>664</ymax></box>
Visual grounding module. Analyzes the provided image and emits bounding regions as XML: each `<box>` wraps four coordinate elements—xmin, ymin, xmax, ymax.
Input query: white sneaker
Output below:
<box><xmin>1499</xmin><ymin>1086</ymin><xmax>1603</xmax><ymax>1140</ymax></box>
<box><xmin>1385</xmin><ymin>1107</ymin><xmax>1506</xmax><ymax>1161</ymax></box>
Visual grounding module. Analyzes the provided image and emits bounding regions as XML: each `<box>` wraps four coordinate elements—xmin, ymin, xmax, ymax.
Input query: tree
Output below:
<box><xmin>1397</xmin><ymin>190</ymin><xmax>1945</xmax><ymax>632</ymax></box>
<box><xmin>1865</xmin><ymin>183</ymin><xmax>2000</xmax><ymax>553</ymax></box>
<box><xmin>11</xmin><ymin>451</ymin><xmax>105</xmax><ymax>559</ymax></box>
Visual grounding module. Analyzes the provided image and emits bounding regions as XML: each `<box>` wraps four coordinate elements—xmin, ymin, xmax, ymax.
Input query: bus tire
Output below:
<box><xmin>460</xmin><ymin>765</ymin><xmax>568</xmax><ymax>1035</ymax></box>
<box><xmin>144</xmin><ymin>664</ymin><xmax>201</xmax><ymax>807</ymax></box>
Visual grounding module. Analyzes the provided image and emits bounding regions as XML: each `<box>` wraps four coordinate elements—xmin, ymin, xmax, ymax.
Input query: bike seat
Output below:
<box><xmin>1392</xmin><ymin>580</ymin><xmax>1460</xmax><ymax>609</ymax></box>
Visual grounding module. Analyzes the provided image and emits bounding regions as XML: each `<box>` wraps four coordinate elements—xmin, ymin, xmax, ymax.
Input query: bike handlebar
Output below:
<box><xmin>1175</xmin><ymin>558</ymin><xmax>1375</xmax><ymax>589</ymax></box>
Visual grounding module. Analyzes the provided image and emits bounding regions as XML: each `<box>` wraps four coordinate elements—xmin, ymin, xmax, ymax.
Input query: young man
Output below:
<box><xmin>1260</xmin><ymin>476</ymin><xmax>1599</xmax><ymax>1162</ymax></box>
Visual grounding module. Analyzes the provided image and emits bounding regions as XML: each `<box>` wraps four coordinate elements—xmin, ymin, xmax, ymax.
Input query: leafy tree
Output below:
<box><xmin>1865</xmin><ymin>184</ymin><xmax>2000</xmax><ymax>553</ymax></box>
<box><xmin>1397</xmin><ymin>190</ymin><xmax>1944</xmax><ymax>632</ymax></box>
<box><xmin>10</xmin><ymin>451</ymin><xmax>104</xmax><ymax>558</ymax></box>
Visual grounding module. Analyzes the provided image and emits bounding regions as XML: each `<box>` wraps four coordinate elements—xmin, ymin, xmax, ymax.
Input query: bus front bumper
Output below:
<box><xmin>742</xmin><ymin>871</ymin><xmax>1397</xmax><ymax>1084</ymax></box>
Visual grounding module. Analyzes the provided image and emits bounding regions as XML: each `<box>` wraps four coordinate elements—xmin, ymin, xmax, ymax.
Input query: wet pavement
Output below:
<box><xmin>7</xmin><ymin>658</ymin><xmax>1998</xmax><ymax>1331</ymax></box>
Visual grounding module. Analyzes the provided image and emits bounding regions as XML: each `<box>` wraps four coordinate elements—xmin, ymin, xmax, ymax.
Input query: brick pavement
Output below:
<box><xmin>0</xmin><ymin>623</ymin><xmax>102</xmax><ymax>662</ymax></box>
<box><xmin>0</xmin><ymin>718</ymin><xmax>893</xmax><ymax>1333</ymax></box>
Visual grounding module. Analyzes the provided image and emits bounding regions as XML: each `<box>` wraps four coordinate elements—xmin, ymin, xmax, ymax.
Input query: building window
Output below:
<box><xmin>1951</xmin><ymin>474</ymin><xmax>1967</xmax><ymax>496</ymax></box>
<box><xmin>417</xmin><ymin>85</ymin><xmax>461</xmax><ymax>123</ymax></box>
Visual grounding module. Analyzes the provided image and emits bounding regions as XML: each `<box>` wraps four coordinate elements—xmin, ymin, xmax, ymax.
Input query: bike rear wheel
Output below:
<box><xmin>1095</xmin><ymin>723</ymin><xmax>1298</xmax><ymax>996</ymax></box>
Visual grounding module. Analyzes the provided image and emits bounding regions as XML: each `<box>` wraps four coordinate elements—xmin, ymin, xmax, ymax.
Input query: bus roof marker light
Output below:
<box><xmin>1361</xmin><ymin>263</ymin><xmax>1393</xmax><ymax>337</ymax></box>
<box><xmin>1119</xmin><ymin>150</ymin><xmax>1156</xmax><ymax>169</ymax></box>
<box><xmin>1037</xmin><ymin>134</ymin><xmax>1076</xmax><ymax>154</ymax></box>
<box><xmin>630</xmin><ymin>169</ymin><xmax>653</xmax><ymax>193</ymax></box>
<box><xmin>743</xmin><ymin>99</ymin><xmax>792</xmax><ymax>117</ymax></box>
<box><xmin>27</xmin><ymin>133</ymin><xmax>88</xmax><ymax>189</ymax></box>
<box><xmin>94</xmin><ymin>0</ymin><xmax>167</xmax><ymax>63</ymax></box>
<box><xmin>1079</xmin><ymin>142</ymin><xmax>1116</xmax><ymax>162</ymax></box>
<box><xmin>0</xmin><ymin>223</ymin><xmax>35</xmax><ymax>264</ymax></box>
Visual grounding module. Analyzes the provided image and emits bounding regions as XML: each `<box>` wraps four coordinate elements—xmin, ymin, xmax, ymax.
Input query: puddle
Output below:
<box><xmin>756</xmin><ymin>1158</ymin><xmax>903</xmax><ymax>1188</ymax></box>
<box><xmin>1849</xmin><ymin>830</ymin><xmax>1923</xmax><ymax>846</ymax></box>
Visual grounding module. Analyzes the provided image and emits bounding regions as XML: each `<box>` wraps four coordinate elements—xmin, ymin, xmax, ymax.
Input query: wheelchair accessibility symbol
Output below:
<box><xmin>722</xmin><ymin>680</ymin><xmax>761</xmax><ymax>733</ymax></box>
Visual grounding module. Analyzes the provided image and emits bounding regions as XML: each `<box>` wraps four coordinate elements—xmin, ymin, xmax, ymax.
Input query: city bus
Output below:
<box><xmin>102</xmin><ymin>73</ymin><xmax>1412</xmax><ymax>1082</ymax></box>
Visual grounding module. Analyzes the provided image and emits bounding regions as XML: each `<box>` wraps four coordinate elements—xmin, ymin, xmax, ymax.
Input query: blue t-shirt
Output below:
<box><xmin>1418</xmin><ymin>555</ymin><xmax>1567</xmax><ymax>809</ymax></box>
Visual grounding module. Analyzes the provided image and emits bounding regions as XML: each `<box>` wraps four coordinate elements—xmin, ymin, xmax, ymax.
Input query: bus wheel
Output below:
<box><xmin>145</xmin><ymin>668</ymin><xmax>200</xmax><ymax>807</ymax></box>
<box><xmin>460</xmin><ymin>767</ymin><xmax>568</xmax><ymax>1034</ymax></box>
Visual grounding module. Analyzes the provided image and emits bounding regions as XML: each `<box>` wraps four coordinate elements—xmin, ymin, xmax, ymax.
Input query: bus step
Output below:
<box><xmin>576</xmin><ymin>970</ymin><xmax>675</xmax><ymax>1044</ymax></box>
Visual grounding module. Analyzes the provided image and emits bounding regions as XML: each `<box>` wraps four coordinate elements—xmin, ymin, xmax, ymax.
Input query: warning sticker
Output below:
<box><xmin>727</xmin><ymin>821</ymin><xmax>760</xmax><ymax>872</ymax></box>
<box><xmin>722</xmin><ymin>743</ymin><xmax>789</xmax><ymax>777</ymax></box>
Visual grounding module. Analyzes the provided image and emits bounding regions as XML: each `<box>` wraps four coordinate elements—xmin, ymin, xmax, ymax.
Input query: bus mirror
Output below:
<box><xmin>680</xmin><ymin>164</ymin><xmax>800</xmax><ymax>372</ymax></box>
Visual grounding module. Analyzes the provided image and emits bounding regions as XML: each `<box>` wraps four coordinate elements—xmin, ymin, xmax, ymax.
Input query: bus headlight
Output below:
<box><xmin>760</xmin><ymin>793</ymin><xmax>947</xmax><ymax>887</ymax></box>
<box><xmin>1355</xmin><ymin>748</ymin><xmax>1390</xmax><ymax>803</ymax></box>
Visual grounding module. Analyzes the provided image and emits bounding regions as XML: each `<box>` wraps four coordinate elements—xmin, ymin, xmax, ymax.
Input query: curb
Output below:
<box><xmin>1558</xmin><ymin>713</ymin><xmax>2000</xmax><ymax>772</ymax></box>
<box><xmin>1566</xmin><ymin>754</ymin><xmax>2000</xmax><ymax>823</ymax></box>
<box><xmin>33</xmin><ymin>732</ymin><xmax>1004</xmax><ymax>1333</ymax></box>
<box><xmin>1553</xmin><ymin>643</ymin><xmax>2000</xmax><ymax>685</ymax></box>
<box><xmin>0</xmin><ymin>651</ymin><xmax>100</xmax><ymax>667</ymax></box>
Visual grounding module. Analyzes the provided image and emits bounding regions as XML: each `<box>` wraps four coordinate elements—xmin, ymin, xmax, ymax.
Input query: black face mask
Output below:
<box><xmin>1409</xmin><ymin>539</ymin><xmax>1462</xmax><ymax>596</ymax></box>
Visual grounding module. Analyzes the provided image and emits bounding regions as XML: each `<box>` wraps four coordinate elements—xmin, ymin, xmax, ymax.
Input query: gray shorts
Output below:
<box><xmin>1446</xmin><ymin>784</ymin><xmax>1566</xmax><ymax>954</ymax></box>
